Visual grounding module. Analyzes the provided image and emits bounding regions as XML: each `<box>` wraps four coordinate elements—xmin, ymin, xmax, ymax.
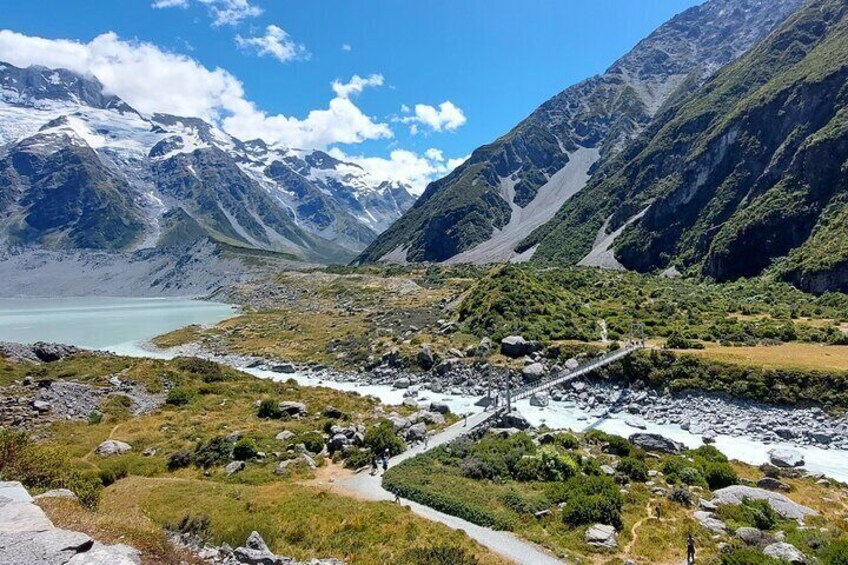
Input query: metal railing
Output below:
<box><xmin>509</xmin><ymin>343</ymin><xmax>643</xmax><ymax>402</ymax></box>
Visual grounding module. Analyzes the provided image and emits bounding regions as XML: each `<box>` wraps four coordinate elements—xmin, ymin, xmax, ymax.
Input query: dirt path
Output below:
<box><xmin>623</xmin><ymin>500</ymin><xmax>655</xmax><ymax>557</ymax></box>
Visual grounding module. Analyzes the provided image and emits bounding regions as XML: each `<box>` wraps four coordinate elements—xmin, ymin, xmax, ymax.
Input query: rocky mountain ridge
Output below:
<box><xmin>356</xmin><ymin>0</ymin><xmax>804</xmax><ymax>266</ymax></box>
<box><xmin>0</xmin><ymin>62</ymin><xmax>415</xmax><ymax>263</ymax></box>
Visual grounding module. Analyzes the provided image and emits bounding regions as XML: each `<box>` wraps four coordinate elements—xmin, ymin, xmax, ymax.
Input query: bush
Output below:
<box><xmin>257</xmin><ymin>399</ymin><xmax>281</xmax><ymax>419</ymax></box>
<box><xmin>616</xmin><ymin>456</ymin><xmax>649</xmax><ymax>482</ymax></box>
<box><xmin>174</xmin><ymin>357</ymin><xmax>227</xmax><ymax>382</ymax></box>
<box><xmin>232</xmin><ymin>438</ymin><xmax>258</xmax><ymax>461</ymax></box>
<box><xmin>668</xmin><ymin>487</ymin><xmax>694</xmax><ymax>506</ymax></box>
<box><xmin>721</xmin><ymin>547</ymin><xmax>782</xmax><ymax>565</ymax></box>
<box><xmin>538</xmin><ymin>447</ymin><xmax>578</xmax><ymax>482</ymax></box>
<box><xmin>172</xmin><ymin>513</ymin><xmax>212</xmax><ymax>539</ymax></box>
<box><xmin>718</xmin><ymin>498</ymin><xmax>780</xmax><ymax>531</ymax></box>
<box><xmin>87</xmin><ymin>411</ymin><xmax>103</xmax><ymax>425</ymax></box>
<box><xmin>700</xmin><ymin>461</ymin><xmax>738</xmax><ymax>490</ymax></box>
<box><xmin>363</xmin><ymin>420</ymin><xmax>405</xmax><ymax>457</ymax></box>
<box><xmin>821</xmin><ymin>538</ymin><xmax>848</xmax><ymax>565</ymax></box>
<box><xmin>98</xmin><ymin>459</ymin><xmax>129</xmax><ymax>487</ymax></box>
<box><xmin>554</xmin><ymin>433</ymin><xmax>579</xmax><ymax>450</ymax></box>
<box><xmin>193</xmin><ymin>437</ymin><xmax>234</xmax><ymax>468</ymax></box>
<box><xmin>586</xmin><ymin>430</ymin><xmax>632</xmax><ymax>456</ymax></box>
<box><xmin>395</xmin><ymin>545</ymin><xmax>479</xmax><ymax>565</ymax></box>
<box><xmin>665</xmin><ymin>332</ymin><xmax>705</xmax><ymax>349</ymax></box>
<box><xmin>548</xmin><ymin>475</ymin><xmax>623</xmax><ymax>529</ymax></box>
<box><xmin>167</xmin><ymin>450</ymin><xmax>193</xmax><ymax>471</ymax></box>
<box><xmin>513</xmin><ymin>456</ymin><xmax>546</xmax><ymax>482</ymax></box>
<box><xmin>166</xmin><ymin>387</ymin><xmax>193</xmax><ymax>406</ymax></box>
<box><xmin>298</xmin><ymin>432</ymin><xmax>326</xmax><ymax>455</ymax></box>
<box><xmin>678</xmin><ymin>466</ymin><xmax>707</xmax><ymax>487</ymax></box>
<box><xmin>500</xmin><ymin>488</ymin><xmax>546</xmax><ymax>515</ymax></box>
<box><xmin>342</xmin><ymin>448</ymin><xmax>372</xmax><ymax>470</ymax></box>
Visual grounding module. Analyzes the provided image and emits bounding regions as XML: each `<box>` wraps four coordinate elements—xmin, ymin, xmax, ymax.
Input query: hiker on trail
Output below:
<box><xmin>655</xmin><ymin>504</ymin><xmax>662</xmax><ymax>520</ymax></box>
<box><xmin>687</xmin><ymin>533</ymin><xmax>695</xmax><ymax>564</ymax></box>
<box><xmin>370</xmin><ymin>456</ymin><xmax>378</xmax><ymax>476</ymax></box>
<box><xmin>382</xmin><ymin>449</ymin><xmax>389</xmax><ymax>473</ymax></box>
<box><xmin>463</xmin><ymin>415</ymin><xmax>468</xmax><ymax>427</ymax></box>
<box><xmin>394</xmin><ymin>492</ymin><xmax>401</xmax><ymax>504</ymax></box>
<box><xmin>424</xmin><ymin>435</ymin><xmax>429</xmax><ymax>448</ymax></box>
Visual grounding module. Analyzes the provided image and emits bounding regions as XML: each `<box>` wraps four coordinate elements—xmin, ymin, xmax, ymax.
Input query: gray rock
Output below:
<box><xmin>711</xmin><ymin>486</ymin><xmax>817</xmax><ymax>522</ymax></box>
<box><xmin>499</xmin><ymin>412</ymin><xmax>531</xmax><ymax>430</ymax></box>
<box><xmin>0</xmin><ymin>529</ymin><xmax>93</xmax><ymax>565</ymax></box>
<box><xmin>322</xmin><ymin>406</ymin><xmax>344</xmax><ymax>419</ymax></box>
<box><xmin>763</xmin><ymin>542</ymin><xmax>806</xmax><ymax>563</ymax></box>
<box><xmin>412</xmin><ymin>411</ymin><xmax>445</xmax><ymax>426</ymax></box>
<box><xmin>429</xmin><ymin>402</ymin><xmax>450</xmax><ymax>415</ymax></box>
<box><xmin>564</xmin><ymin>358</ymin><xmax>580</xmax><ymax>371</ymax></box>
<box><xmin>224</xmin><ymin>461</ymin><xmax>245</xmax><ymax>476</ymax></box>
<box><xmin>277</xmin><ymin>401</ymin><xmax>307</xmax><ymax>417</ymax></box>
<box><xmin>275</xmin><ymin>430</ymin><xmax>295</xmax><ymax>442</ymax></box>
<box><xmin>329</xmin><ymin>433</ymin><xmax>349</xmax><ymax>452</ymax></box>
<box><xmin>757</xmin><ymin>477</ymin><xmax>791</xmax><ymax>492</ymax></box>
<box><xmin>65</xmin><ymin>543</ymin><xmax>141</xmax><ymax>564</ymax></box>
<box><xmin>500</xmin><ymin>336</ymin><xmax>537</xmax><ymax>358</ymax></box>
<box><xmin>736</xmin><ymin>526</ymin><xmax>765</xmax><ymax>546</ymax></box>
<box><xmin>270</xmin><ymin>363</ymin><xmax>296</xmax><ymax>374</ymax></box>
<box><xmin>529</xmin><ymin>392</ymin><xmax>549</xmax><ymax>407</ymax></box>
<box><xmin>95</xmin><ymin>440</ymin><xmax>132</xmax><ymax>457</ymax></box>
<box><xmin>694</xmin><ymin>511</ymin><xmax>726</xmax><ymax>533</ymax></box>
<box><xmin>628</xmin><ymin>433</ymin><xmax>685</xmax><ymax>454</ymax></box>
<box><xmin>233</xmin><ymin>530</ymin><xmax>286</xmax><ymax>565</ymax></box>
<box><xmin>584</xmin><ymin>523</ymin><xmax>617</xmax><ymax>549</ymax></box>
<box><xmin>33</xmin><ymin>489</ymin><xmax>78</xmax><ymax>502</ymax></box>
<box><xmin>393</xmin><ymin>378</ymin><xmax>411</xmax><ymax>389</ymax></box>
<box><xmin>31</xmin><ymin>400</ymin><xmax>51</xmax><ymax>413</ymax></box>
<box><xmin>406</xmin><ymin>422</ymin><xmax>427</xmax><ymax>441</ymax></box>
<box><xmin>417</xmin><ymin>345</ymin><xmax>435</xmax><ymax>371</ymax></box>
<box><xmin>769</xmin><ymin>448</ymin><xmax>804</xmax><ymax>468</ymax></box>
<box><xmin>522</xmin><ymin>363</ymin><xmax>545</xmax><ymax>382</ymax></box>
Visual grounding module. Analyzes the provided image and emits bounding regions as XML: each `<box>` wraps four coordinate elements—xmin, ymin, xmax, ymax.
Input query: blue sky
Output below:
<box><xmin>0</xmin><ymin>0</ymin><xmax>701</xmax><ymax>191</ymax></box>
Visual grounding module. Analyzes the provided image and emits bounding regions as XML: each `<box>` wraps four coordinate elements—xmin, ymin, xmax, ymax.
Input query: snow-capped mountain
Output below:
<box><xmin>0</xmin><ymin>62</ymin><xmax>415</xmax><ymax>262</ymax></box>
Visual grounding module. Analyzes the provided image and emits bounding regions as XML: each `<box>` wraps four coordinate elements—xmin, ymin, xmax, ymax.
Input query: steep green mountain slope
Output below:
<box><xmin>355</xmin><ymin>0</ymin><xmax>803</xmax><ymax>265</ymax></box>
<box><xmin>524</xmin><ymin>0</ymin><xmax>848</xmax><ymax>293</ymax></box>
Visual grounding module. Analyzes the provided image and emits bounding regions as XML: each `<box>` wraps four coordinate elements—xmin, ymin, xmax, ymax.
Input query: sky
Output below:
<box><xmin>0</xmin><ymin>0</ymin><xmax>702</xmax><ymax>192</ymax></box>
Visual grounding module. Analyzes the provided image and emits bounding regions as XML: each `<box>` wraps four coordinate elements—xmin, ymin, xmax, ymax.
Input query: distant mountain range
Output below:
<box><xmin>0</xmin><ymin>63</ymin><xmax>415</xmax><ymax>264</ymax></box>
<box><xmin>355</xmin><ymin>0</ymin><xmax>848</xmax><ymax>293</ymax></box>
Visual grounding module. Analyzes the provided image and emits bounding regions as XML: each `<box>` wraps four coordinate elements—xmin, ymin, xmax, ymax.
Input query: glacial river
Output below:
<box><xmin>3</xmin><ymin>297</ymin><xmax>847</xmax><ymax>483</ymax></box>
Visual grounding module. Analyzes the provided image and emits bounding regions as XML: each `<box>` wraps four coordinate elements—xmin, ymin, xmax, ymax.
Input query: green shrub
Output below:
<box><xmin>342</xmin><ymin>448</ymin><xmax>372</xmax><ymax>470</ymax></box>
<box><xmin>538</xmin><ymin>447</ymin><xmax>578</xmax><ymax>481</ymax></box>
<box><xmin>665</xmin><ymin>332</ymin><xmax>705</xmax><ymax>349</ymax></box>
<box><xmin>363</xmin><ymin>420</ymin><xmax>405</xmax><ymax>457</ymax></box>
<box><xmin>174</xmin><ymin>357</ymin><xmax>227</xmax><ymax>382</ymax></box>
<box><xmin>298</xmin><ymin>432</ymin><xmax>326</xmax><ymax>455</ymax></box>
<box><xmin>166</xmin><ymin>387</ymin><xmax>193</xmax><ymax>406</ymax></box>
<box><xmin>257</xmin><ymin>399</ymin><xmax>281</xmax><ymax>419</ymax></box>
<box><xmin>500</xmin><ymin>488</ymin><xmax>546</xmax><ymax>515</ymax></box>
<box><xmin>167</xmin><ymin>450</ymin><xmax>193</xmax><ymax>471</ymax></box>
<box><xmin>193</xmin><ymin>437</ymin><xmax>234</xmax><ymax>468</ymax></box>
<box><xmin>513</xmin><ymin>456</ymin><xmax>546</xmax><ymax>482</ymax></box>
<box><xmin>563</xmin><ymin>492</ymin><xmax>622</xmax><ymax>529</ymax></box>
<box><xmin>87</xmin><ymin>411</ymin><xmax>103</xmax><ymax>425</ymax></box>
<box><xmin>717</xmin><ymin>498</ymin><xmax>780</xmax><ymax>531</ymax></box>
<box><xmin>586</xmin><ymin>430</ymin><xmax>632</xmax><ymax>456</ymax></box>
<box><xmin>821</xmin><ymin>537</ymin><xmax>848</xmax><ymax>565</ymax></box>
<box><xmin>668</xmin><ymin>487</ymin><xmax>694</xmax><ymax>506</ymax></box>
<box><xmin>554</xmin><ymin>433</ymin><xmax>579</xmax><ymax>450</ymax></box>
<box><xmin>721</xmin><ymin>547</ymin><xmax>782</xmax><ymax>564</ymax></box>
<box><xmin>171</xmin><ymin>513</ymin><xmax>212</xmax><ymax>539</ymax></box>
<box><xmin>98</xmin><ymin>459</ymin><xmax>129</xmax><ymax>487</ymax></box>
<box><xmin>617</xmin><ymin>456</ymin><xmax>649</xmax><ymax>482</ymax></box>
<box><xmin>700</xmin><ymin>461</ymin><xmax>738</xmax><ymax>490</ymax></box>
<box><xmin>232</xmin><ymin>439</ymin><xmax>258</xmax><ymax>461</ymax></box>
<box><xmin>678</xmin><ymin>466</ymin><xmax>707</xmax><ymax>487</ymax></box>
<box><xmin>395</xmin><ymin>545</ymin><xmax>480</xmax><ymax>565</ymax></box>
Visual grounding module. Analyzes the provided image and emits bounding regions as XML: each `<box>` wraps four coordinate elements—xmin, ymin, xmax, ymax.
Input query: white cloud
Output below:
<box><xmin>331</xmin><ymin>148</ymin><xmax>469</xmax><ymax>195</ymax></box>
<box><xmin>331</xmin><ymin>74</ymin><xmax>384</xmax><ymax>99</ymax></box>
<box><xmin>0</xmin><ymin>30</ymin><xmax>392</xmax><ymax>150</ymax></box>
<box><xmin>236</xmin><ymin>25</ymin><xmax>308</xmax><ymax>63</ymax></box>
<box><xmin>152</xmin><ymin>0</ymin><xmax>262</xmax><ymax>26</ymax></box>
<box><xmin>341</xmin><ymin>43</ymin><xmax>352</xmax><ymax>52</ymax></box>
<box><xmin>406</xmin><ymin>101</ymin><xmax>466</xmax><ymax>133</ymax></box>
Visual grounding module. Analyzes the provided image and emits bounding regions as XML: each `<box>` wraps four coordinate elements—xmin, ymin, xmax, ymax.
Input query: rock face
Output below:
<box><xmin>0</xmin><ymin>481</ymin><xmax>140</xmax><ymax>564</ymax></box>
<box><xmin>694</xmin><ymin>511</ymin><xmax>726</xmax><ymax>534</ymax></box>
<box><xmin>711</xmin><ymin>486</ymin><xmax>818</xmax><ymax>522</ymax></box>
<box><xmin>356</xmin><ymin>0</ymin><xmax>803</xmax><ymax>266</ymax></box>
<box><xmin>628</xmin><ymin>433</ymin><xmax>685</xmax><ymax>454</ymax></box>
<box><xmin>769</xmin><ymin>448</ymin><xmax>805</xmax><ymax>468</ymax></box>
<box><xmin>0</xmin><ymin>342</ymin><xmax>82</xmax><ymax>364</ymax></box>
<box><xmin>584</xmin><ymin>524</ymin><xmax>617</xmax><ymax>549</ymax></box>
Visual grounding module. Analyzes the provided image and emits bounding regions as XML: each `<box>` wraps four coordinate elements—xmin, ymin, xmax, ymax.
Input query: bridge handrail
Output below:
<box><xmin>510</xmin><ymin>343</ymin><xmax>642</xmax><ymax>401</ymax></box>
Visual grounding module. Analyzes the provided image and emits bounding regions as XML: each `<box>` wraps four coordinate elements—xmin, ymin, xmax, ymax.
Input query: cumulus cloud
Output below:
<box><xmin>0</xmin><ymin>30</ymin><xmax>391</xmax><ymax>150</ymax></box>
<box><xmin>399</xmin><ymin>101</ymin><xmax>467</xmax><ymax>134</ymax></box>
<box><xmin>236</xmin><ymin>25</ymin><xmax>308</xmax><ymax>63</ymax></box>
<box><xmin>331</xmin><ymin>74</ymin><xmax>384</xmax><ymax>99</ymax></box>
<box><xmin>152</xmin><ymin>0</ymin><xmax>262</xmax><ymax>26</ymax></box>
<box><xmin>331</xmin><ymin>147</ymin><xmax>469</xmax><ymax>195</ymax></box>
<box><xmin>341</xmin><ymin>43</ymin><xmax>352</xmax><ymax>52</ymax></box>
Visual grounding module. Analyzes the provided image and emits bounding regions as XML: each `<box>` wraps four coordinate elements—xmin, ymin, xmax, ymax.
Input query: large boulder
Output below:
<box><xmin>711</xmin><ymin>486</ymin><xmax>817</xmax><ymax>522</ymax></box>
<box><xmin>529</xmin><ymin>392</ymin><xmax>549</xmax><ymax>407</ymax></box>
<box><xmin>584</xmin><ymin>524</ymin><xmax>617</xmax><ymax>549</ymax></box>
<box><xmin>270</xmin><ymin>363</ymin><xmax>296</xmax><ymax>374</ymax></box>
<box><xmin>277</xmin><ymin>401</ymin><xmax>308</xmax><ymax>417</ymax></box>
<box><xmin>694</xmin><ymin>511</ymin><xmax>726</xmax><ymax>533</ymax></box>
<box><xmin>96</xmin><ymin>440</ymin><xmax>132</xmax><ymax>457</ymax></box>
<box><xmin>275</xmin><ymin>430</ymin><xmax>295</xmax><ymax>442</ymax></box>
<box><xmin>498</xmin><ymin>412</ymin><xmax>531</xmax><ymax>430</ymax></box>
<box><xmin>763</xmin><ymin>542</ymin><xmax>806</xmax><ymax>563</ymax></box>
<box><xmin>768</xmin><ymin>448</ymin><xmax>805</xmax><ymax>469</ymax></box>
<box><xmin>628</xmin><ymin>433</ymin><xmax>685</xmax><ymax>454</ymax></box>
<box><xmin>429</xmin><ymin>402</ymin><xmax>451</xmax><ymax>415</ymax></box>
<box><xmin>417</xmin><ymin>345</ymin><xmax>436</xmax><ymax>371</ymax></box>
<box><xmin>412</xmin><ymin>411</ymin><xmax>445</xmax><ymax>426</ymax></box>
<box><xmin>500</xmin><ymin>336</ymin><xmax>537</xmax><ymax>358</ymax></box>
<box><xmin>522</xmin><ymin>363</ymin><xmax>545</xmax><ymax>382</ymax></box>
<box><xmin>406</xmin><ymin>422</ymin><xmax>427</xmax><ymax>442</ymax></box>
<box><xmin>233</xmin><ymin>531</ymin><xmax>287</xmax><ymax>565</ymax></box>
<box><xmin>225</xmin><ymin>461</ymin><xmax>245</xmax><ymax>476</ymax></box>
<box><xmin>735</xmin><ymin>526</ymin><xmax>766</xmax><ymax>546</ymax></box>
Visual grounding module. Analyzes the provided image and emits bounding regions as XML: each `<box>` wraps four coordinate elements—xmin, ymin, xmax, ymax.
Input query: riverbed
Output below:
<box><xmin>3</xmin><ymin>298</ymin><xmax>847</xmax><ymax>484</ymax></box>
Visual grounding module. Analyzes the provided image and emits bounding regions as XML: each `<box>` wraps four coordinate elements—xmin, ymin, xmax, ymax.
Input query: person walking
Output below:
<box><xmin>424</xmin><ymin>434</ymin><xmax>429</xmax><ymax>449</ymax></box>
<box><xmin>463</xmin><ymin>414</ymin><xmax>468</xmax><ymax>428</ymax></box>
<box><xmin>370</xmin><ymin>455</ymin><xmax>378</xmax><ymax>476</ymax></box>
<box><xmin>382</xmin><ymin>448</ymin><xmax>389</xmax><ymax>473</ymax></box>
<box><xmin>687</xmin><ymin>533</ymin><xmax>695</xmax><ymax>564</ymax></box>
